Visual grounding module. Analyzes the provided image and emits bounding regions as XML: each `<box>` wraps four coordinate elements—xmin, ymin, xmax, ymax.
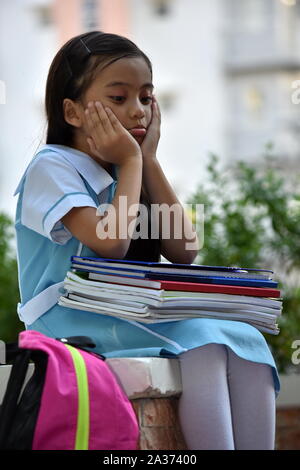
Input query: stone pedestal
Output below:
<box><xmin>131</xmin><ymin>397</ymin><xmax>186</xmax><ymax>450</ymax></box>
<box><xmin>276</xmin><ymin>408</ymin><xmax>300</xmax><ymax>450</ymax></box>
<box><xmin>106</xmin><ymin>357</ymin><xmax>187</xmax><ymax>450</ymax></box>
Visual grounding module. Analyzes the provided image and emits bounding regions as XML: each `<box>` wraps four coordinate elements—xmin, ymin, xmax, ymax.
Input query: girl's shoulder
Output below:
<box><xmin>14</xmin><ymin>144</ymin><xmax>116</xmax><ymax>198</ymax></box>
<box><xmin>21</xmin><ymin>144</ymin><xmax>86</xmax><ymax>176</ymax></box>
<box><xmin>32</xmin><ymin>144</ymin><xmax>76</xmax><ymax>168</ymax></box>
<box><xmin>14</xmin><ymin>145</ymin><xmax>79</xmax><ymax>197</ymax></box>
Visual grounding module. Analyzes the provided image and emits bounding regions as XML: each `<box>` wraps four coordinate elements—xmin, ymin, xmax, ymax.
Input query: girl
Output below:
<box><xmin>14</xmin><ymin>31</ymin><xmax>279</xmax><ymax>450</ymax></box>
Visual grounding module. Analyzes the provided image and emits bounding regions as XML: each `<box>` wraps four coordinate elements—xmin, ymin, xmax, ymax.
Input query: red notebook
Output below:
<box><xmin>158</xmin><ymin>280</ymin><xmax>280</xmax><ymax>298</ymax></box>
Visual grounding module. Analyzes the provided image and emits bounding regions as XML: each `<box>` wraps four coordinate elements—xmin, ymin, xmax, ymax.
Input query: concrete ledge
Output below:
<box><xmin>106</xmin><ymin>358</ymin><xmax>182</xmax><ymax>399</ymax></box>
<box><xmin>0</xmin><ymin>363</ymin><xmax>34</xmax><ymax>404</ymax></box>
<box><xmin>0</xmin><ymin>358</ymin><xmax>182</xmax><ymax>403</ymax></box>
<box><xmin>1</xmin><ymin>362</ymin><xmax>299</xmax><ymax>405</ymax></box>
<box><xmin>276</xmin><ymin>374</ymin><xmax>300</xmax><ymax>408</ymax></box>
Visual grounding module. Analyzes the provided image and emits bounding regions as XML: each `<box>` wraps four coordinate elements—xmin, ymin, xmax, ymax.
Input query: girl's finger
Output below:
<box><xmin>153</xmin><ymin>96</ymin><xmax>161</xmax><ymax>121</ymax></box>
<box><xmin>105</xmin><ymin>106</ymin><xmax>125</xmax><ymax>133</ymax></box>
<box><xmin>95</xmin><ymin>101</ymin><xmax>115</xmax><ymax>134</ymax></box>
<box><xmin>87</xmin><ymin>136</ymin><xmax>98</xmax><ymax>154</ymax></box>
<box><xmin>86</xmin><ymin>102</ymin><xmax>105</xmax><ymax>134</ymax></box>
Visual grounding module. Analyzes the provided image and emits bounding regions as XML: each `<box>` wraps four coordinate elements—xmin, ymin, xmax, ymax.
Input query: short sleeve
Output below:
<box><xmin>21</xmin><ymin>152</ymin><xmax>97</xmax><ymax>244</ymax></box>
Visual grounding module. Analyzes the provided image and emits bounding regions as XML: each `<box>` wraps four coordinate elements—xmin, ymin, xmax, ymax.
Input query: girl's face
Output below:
<box><xmin>80</xmin><ymin>56</ymin><xmax>153</xmax><ymax>144</ymax></box>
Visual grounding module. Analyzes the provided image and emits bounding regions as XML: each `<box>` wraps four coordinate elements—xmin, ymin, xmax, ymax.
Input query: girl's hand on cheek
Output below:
<box><xmin>84</xmin><ymin>101</ymin><xmax>142</xmax><ymax>165</ymax></box>
<box><xmin>141</xmin><ymin>95</ymin><xmax>161</xmax><ymax>160</ymax></box>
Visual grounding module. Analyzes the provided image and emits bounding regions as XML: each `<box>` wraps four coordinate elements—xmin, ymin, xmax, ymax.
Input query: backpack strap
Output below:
<box><xmin>0</xmin><ymin>346</ymin><xmax>32</xmax><ymax>449</ymax></box>
<box><xmin>56</xmin><ymin>336</ymin><xmax>105</xmax><ymax>359</ymax></box>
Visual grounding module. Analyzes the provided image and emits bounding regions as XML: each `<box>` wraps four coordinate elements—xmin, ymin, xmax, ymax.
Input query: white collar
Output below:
<box><xmin>14</xmin><ymin>144</ymin><xmax>116</xmax><ymax>196</ymax></box>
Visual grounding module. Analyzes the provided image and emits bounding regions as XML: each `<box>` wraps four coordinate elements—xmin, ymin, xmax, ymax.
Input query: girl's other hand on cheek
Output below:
<box><xmin>141</xmin><ymin>95</ymin><xmax>161</xmax><ymax>161</ymax></box>
<box><xmin>84</xmin><ymin>101</ymin><xmax>142</xmax><ymax>166</ymax></box>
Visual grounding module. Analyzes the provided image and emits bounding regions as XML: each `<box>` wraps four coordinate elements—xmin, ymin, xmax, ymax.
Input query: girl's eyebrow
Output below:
<box><xmin>105</xmin><ymin>81</ymin><xmax>154</xmax><ymax>90</ymax></box>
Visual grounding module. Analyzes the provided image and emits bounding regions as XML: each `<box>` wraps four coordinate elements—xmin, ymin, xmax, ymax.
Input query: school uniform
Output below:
<box><xmin>14</xmin><ymin>144</ymin><xmax>280</xmax><ymax>396</ymax></box>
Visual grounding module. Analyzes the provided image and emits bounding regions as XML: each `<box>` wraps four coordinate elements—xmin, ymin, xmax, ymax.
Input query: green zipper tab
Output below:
<box><xmin>65</xmin><ymin>344</ymin><xmax>90</xmax><ymax>450</ymax></box>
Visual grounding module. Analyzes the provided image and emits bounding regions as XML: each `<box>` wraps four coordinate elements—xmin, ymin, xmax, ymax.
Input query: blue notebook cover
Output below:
<box><xmin>71</xmin><ymin>263</ymin><xmax>277</xmax><ymax>287</ymax></box>
<box><xmin>145</xmin><ymin>272</ymin><xmax>278</xmax><ymax>288</ymax></box>
<box><xmin>72</xmin><ymin>263</ymin><xmax>276</xmax><ymax>285</ymax></box>
<box><xmin>71</xmin><ymin>260</ymin><xmax>273</xmax><ymax>281</ymax></box>
<box><xmin>72</xmin><ymin>266</ymin><xmax>145</xmax><ymax>279</ymax></box>
<box><xmin>71</xmin><ymin>256</ymin><xmax>273</xmax><ymax>276</ymax></box>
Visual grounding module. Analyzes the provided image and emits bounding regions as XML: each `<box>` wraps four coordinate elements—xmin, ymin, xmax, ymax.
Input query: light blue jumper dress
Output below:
<box><xmin>14</xmin><ymin>144</ymin><xmax>280</xmax><ymax>395</ymax></box>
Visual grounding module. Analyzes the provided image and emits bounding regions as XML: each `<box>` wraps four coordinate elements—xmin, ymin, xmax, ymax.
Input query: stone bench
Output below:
<box><xmin>0</xmin><ymin>357</ymin><xmax>186</xmax><ymax>450</ymax></box>
<box><xmin>108</xmin><ymin>358</ymin><xmax>186</xmax><ymax>450</ymax></box>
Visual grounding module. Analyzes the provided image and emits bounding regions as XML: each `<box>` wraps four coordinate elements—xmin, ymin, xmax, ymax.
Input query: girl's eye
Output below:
<box><xmin>141</xmin><ymin>96</ymin><xmax>153</xmax><ymax>104</ymax></box>
<box><xmin>109</xmin><ymin>96</ymin><xmax>125</xmax><ymax>102</ymax></box>
<box><xmin>108</xmin><ymin>96</ymin><xmax>153</xmax><ymax>104</ymax></box>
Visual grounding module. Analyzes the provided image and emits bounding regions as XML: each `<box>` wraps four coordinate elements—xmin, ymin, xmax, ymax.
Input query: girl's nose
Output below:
<box><xmin>130</xmin><ymin>100</ymin><xmax>145</xmax><ymax>120</ymax></box>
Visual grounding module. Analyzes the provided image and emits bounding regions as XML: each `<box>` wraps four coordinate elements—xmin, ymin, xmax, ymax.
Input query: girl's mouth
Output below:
<box><xmin>128</xmin><ymin>128</ymin><xmax>147</xmax><ymax>137</ymax></box>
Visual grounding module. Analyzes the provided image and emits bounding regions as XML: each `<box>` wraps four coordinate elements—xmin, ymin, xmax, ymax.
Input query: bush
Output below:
<box><xmin>0</xmin><ymin>213</ymin><xmax>24</xmax><ymax>342</ymax></box>
<box><xmin>187</xmin><ymin>152</ymin><xmax>300</xmax><ymax>373</ymax></box>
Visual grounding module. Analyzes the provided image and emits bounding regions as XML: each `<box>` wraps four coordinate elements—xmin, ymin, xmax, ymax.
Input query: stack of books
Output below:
<box><xmin>58</xmin><ymin>256</ymin><xmax>283</xmax><ymax>335</ymax></box>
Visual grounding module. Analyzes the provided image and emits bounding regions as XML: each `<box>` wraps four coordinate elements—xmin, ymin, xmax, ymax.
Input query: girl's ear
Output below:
<box><xmin>63</xmin><ymin>98</ymin><xmax>83</xmax><ymax>128</ymax></box>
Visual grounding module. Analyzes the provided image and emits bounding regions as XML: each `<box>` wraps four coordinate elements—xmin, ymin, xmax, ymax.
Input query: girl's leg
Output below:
<box><xmin>226</xmin><ymin>347</ymin><xmax>276</xmax><ymax>450</ymax></box>
<box><xmin>178</xmin><ymin>344</ymin><xmax>235</xmax><ymax>450</ymax></box>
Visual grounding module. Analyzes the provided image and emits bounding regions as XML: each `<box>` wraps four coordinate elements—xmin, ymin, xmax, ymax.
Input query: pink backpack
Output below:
<box><xmin>0</xmin><ymin>330</ymin><xmax>139</xmax><ymax>450</ymax></box>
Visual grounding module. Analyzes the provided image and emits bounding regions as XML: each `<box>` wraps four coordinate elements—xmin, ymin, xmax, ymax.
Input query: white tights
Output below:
<box><xmin>178</xmin><ymin>343</ymin><xmax>276</xmax><ymax>450</ymax></box>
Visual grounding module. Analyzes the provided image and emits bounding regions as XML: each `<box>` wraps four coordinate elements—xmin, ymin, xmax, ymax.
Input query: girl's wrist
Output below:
<box><xmin>142</xmin><ymin>156</ymin><xmax>159</xmax><ymax>169</ymax></box>
<box><xmin>142</xmin><ymin>158</ymin><xmax>161</xmax><ymax>186</ymax></box>
<box><xmin>119</xmin><ymin>153</ymin><xmax>143</xmax><ymax>169</ymax></box>
<box><xmin>142</xmin><ymin>153</ymin><xmax>157</xmax><ymax>163</ymax></box>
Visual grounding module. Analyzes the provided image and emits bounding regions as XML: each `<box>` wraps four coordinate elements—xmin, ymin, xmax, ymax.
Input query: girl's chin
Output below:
<box><xmin>134</xmin><ymin>135</ymin><xmax>145</xmax><ymax>146</ymax></box>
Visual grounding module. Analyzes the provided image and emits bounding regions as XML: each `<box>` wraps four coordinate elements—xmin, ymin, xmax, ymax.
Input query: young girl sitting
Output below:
<box><xmin>14</xmin><ymin>31</ymin><xmax>279</xmax><ymax>450</ymax></box>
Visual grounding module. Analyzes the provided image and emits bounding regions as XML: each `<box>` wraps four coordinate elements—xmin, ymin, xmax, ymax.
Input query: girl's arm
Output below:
<box><xmin>142</xmin><ymin>158</ymin><xmax>199</xmax><ymax>264</ymax></box>
<box><xmin>62</xmin><ymin>102</ymin><xmax>143</xmax><ymax>259</ymax></box>
<box><xmin>62</xmin><ymin>157</ymin><xmax>142</xmax><ymax>259</ymax></box>
<box><xmin>141</xmin><ymin>97</ymin><xmax>199</xmax><ymax>264</ymax></box>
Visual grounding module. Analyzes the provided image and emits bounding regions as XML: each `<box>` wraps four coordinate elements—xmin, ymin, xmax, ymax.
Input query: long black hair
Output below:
<box><xmin>45</xmin><ymin>31</ymin><xmax>152</xmax><ymax>147</ymax></box>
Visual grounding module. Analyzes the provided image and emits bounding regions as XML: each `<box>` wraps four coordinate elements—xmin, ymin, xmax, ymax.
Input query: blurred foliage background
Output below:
<box><xmin>0</xmin><ymin>214</ymin><xmax>23</xmax><ymax>343</ymax></box>
<box><xmin>1</xmin><ymin>150</ymin><xmax>300</xmax><ymax>372</ymax></box>
<box><xmin>188</xmin><ymin>148</ymin><xmax>300</xmax><ymax>373</ymax></box>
